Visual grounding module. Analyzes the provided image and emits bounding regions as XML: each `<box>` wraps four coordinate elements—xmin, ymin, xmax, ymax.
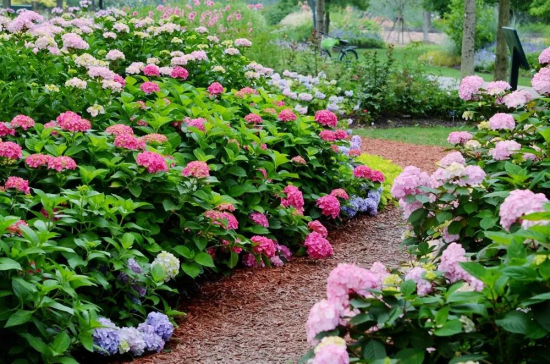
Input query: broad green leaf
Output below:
<box><xmin>362</xmin><ymin>340</ymin><xmax>386</xmax><ymax>360</ymax></box>
<box><xmin>0</xmin><ymin>258</ymin><xmax>22</xmax><ymax>271</ymax></box>
<box><xmin>5</xmin><ymin>310</ymin><xmax>33</xmax><ymax>328</ymax></box>
<box><xmin>194</xmin><ymin>252</ymin><xmax>215</xmax><ymax>268</ymax></box>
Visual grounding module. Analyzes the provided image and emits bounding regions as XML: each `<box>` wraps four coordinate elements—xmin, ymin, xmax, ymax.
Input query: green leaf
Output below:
<box><xmin>496</xmin><ymin>310</ymin><xmax>528</xmax><ymax>334</ymax></box>
<box><xmin>226</xmin><ymin>166</ymin><xmax>247</xmax><ymax>177</ymax></box>
<box><xmin>434</xmin><ymin>319</ymin><xmax>462</xmax><ymax>336</ymax></box>
<box><xmin>401</xmin><ymin>280</ymin><xmax>416</xmax><ymax>297</ymax></box>
<box><xmin>194</xmin><ymin>252</ymin><xmax>215</xmax><ymax>268</ymax></box>
<box><xmin>502</xmin><ymin>266</ymin><xmax>538</xmax><ymax>281</ymax></box>
<box><xmin>162</xmin><ymin>199</ymin><xmax>178</xmax><ymax>211</ymax></box>
<box><xmin>0</xmin><ymin>258</ymin><xmax>22</xmax><ymax>271</ymax></box>
<box><xmin>228</xmin><ymin>251</ymin><xmax>239</xmax><ymax>269</ymax></box>
<box><xmin>5</xmin><ymin>310</ymin><xmax>33</xmax><ymax>328</ymax></box>
<box><xmin>480</xmin><ymin>217</ymin><xmax>498</xmax><ymax>230</ymax></box>
<box><xmin>395</xmin><ymin>349</ymin><xmax>425</xmax><ymax>364</ymax></box>
<box><xmin>51</xmin><ymin>331</ymin><xmax>71</xmax><ymax>354</ymax></box>
<box><xmin>459</xmin><ymin>262</ymin><xmax>489</xmax><ymax>281</ymax></box>
<box><xmin>181</xmin><ymin>263</ymin><xmax>202</xmax><ymax>278</ymax></box>
<box><xmin>362</xmin><ymin>340</ymin><xmax>386</xmax><ymax>360</ymax></box>
<box><xmin>128</xmin><ymin>184</ymin><xmax>142</xmax><ymax>198</ymax></box>
<box><xmin>78</xmin><ymin>332</ymin><xmax>94</xmax><ymax>352</ymax></box>
<box><xmin>173</xmin><ymin>246</ymin><xmax>193</xmax><ymax>259</ymax></box>
<box><xmin>522</xmin><ymin>292</ymin><xmax>550</xmax><ymax>307</ymax></box>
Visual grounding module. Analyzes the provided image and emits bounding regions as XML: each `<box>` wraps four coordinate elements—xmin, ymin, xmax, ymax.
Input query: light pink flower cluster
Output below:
<box><xmin>312</xmin><ymin>343</ymin><xmax>349</xmax><ymax>364</ymax></box>
<box><xmin>61</xmin><ymin>33</ymin><xmax>89</xmax><ymax>50</ymax></box>
<box><xmin>330</xmin><ymin>189</ymin><xmax>349</xmax><ymax>200</ymax></box>
<box><xmin>114</xmin><ymin>134</ymin><xmax>146</xmax><ymax>150</ymax></box>
<box><xmin>204</xmin><ymin>210</ymin><xmax>239</xmax><ymax>230</ymax></box>
<box><xmin>171</xmin><ymin>66</ymin><xmax>189</xmax><ymax>79</ymax></box>
<box><xmin>136</xmin><ymin>151</ymin><xmax>169</xmax><ymax>173</ymax></box>
<box><xmin>316</xmin><ymin>195</ymin><xmax>340</xmax><ymax>219</ymax></box>
<box><xmin>244</xmin><ymin>113</ymin><xmax>262</xmax><ymax>124</ymax></box>
<box><xmin>319</xmin><ymin>130</ymin><xmax>337</xmax><ymax>142</ymax></box>
<box><xmin>182</xmin><ymin>161</ymin><xmax>210</xmax><ymax>178</ymax></box>
<box><xmin>488</xmin><ymin>113</ymin><xmax>515</xmax><ymax>130</ymax></box>
<box><xmin>10</xmin><ymin>115</ymin><xmax>35</xmax><ymax>130</ymax></box>
<box><xmin>489</xmin><ymin>140</ymin><xmax>521</xmax><ymax>160</ymax></box>
<box><xmin>458</xmin><ymin>75</ymin><xmax>484</xmax><ymax>100</ymax></box>
<box><xmin>437</xmin><ymin>243</ymin><xmax>484</xmax><ymax>291</ymax></box>
<box><xmin>327</xmin><ymin>263</ymin><xmax>384</xmax><ymax>309</ymax></box>
<box><xmin>281</xmin><ymin>185</ymin><xmax>304</xmax><ymax>212</ymax></box>
<box><xmin>141</xmin><ymin>82</ymin><xmax>160</xmax><ymax>94</ymax></box>
<box><xmin>353</xmin><ymin>165</ymin><xmax>385</xmax><ymax>182</ymax></box>
<box><xmin>485</xmin><ymin>80</ymin><xmax>511</xmax><ymax>95</ymax></box>
<box><xmin>216</xmin><ymin>203</ymin><xmax>235</xmax><ymax>212</ymax></box>
<box><xmin>499</xmin><ymin>189</ymin><xmax>548</xmax><ymax>230</ymax></box>
<box><xmin>306</xmin><ymin>299</ymin><xmax>340</xmax><ymax>344</ymax></box>
<box><xmin>142</xmin><ymin>133</ymin><xmax>168</xmax><ymax>144</ymax></box>
<box><xmin>304</xmin><ymin>232</ymin><xmax>333</xmax><ymax>259</ymax></box>
<box><xmin>0</xmin><ymin>141</ymin><xmax>23</xmax><ymax>160</ymax></box>
<box><xmin>308</xmin><ymin>221</ymin><xmax>328</xmax><ymax>237</ymax></box>
<box><xmin>234</xmin><ymin>38</ymin><xmax>252</xmax><ymax>47</ymax></box>
<box><xmin>447</xmin><ymin>131</ymin><xmax>473</xmax><ymax>144</ymax></box>
<box><xmin>184</xmin><ymin>117</ymin><xmax>207</xmax><ymax>131</ymax></box>
<box><xmin>26</xmin><ymin>154</ymin><xmax>51</xmax><ymax>168</ymax></box>
<box><xmin>47</xmin><ymin>156</ymin><xmax>77</xmax><ymax>172</ymax></box>
<box><xmin>0</xmin><ymin>122</ymin><xmax>15</xmax><ymax>137</ymax></box>
<box><xmin>251</xmin><ymin>235</ymin><xmax>276</xmax><ymax>257</ymax></box>
<box><xmin>431</xmin><ymin>163</ymin><xmax>486</xmax><ymax>187</ymax></box>
<box><xmin>207</xmin><ymin>82</ymin><xmax>224</xmax><ymax>95</ymax></box>
<box><xmin>249</xmin><ymin>212</ymin><xmax>269</xmax><ymax>227</ymax></box>
<box><xmin>532</xmin><ymin>67</ymin><xmax>550</xmax><ymax>95</ymax></box>
<box><xmin>56</xmin><ymin>111</ymin><xmax>91</xmax><ymax>132</ymax></box>
<box><xmin>88</xmin><ymin>66</ymin><xmax>115</xmax><ymax>80</ymax></box>
<box><xmin>539</xmin><ymin>47</ymin><xmax>550</xmax><ymax>65</ymax></box>
<box><xmin>4</xmin><ymin>176</ymin><xmax>31</xmax><ymax>194</ymax></box>
<box><xmin>278</xmin><ymin>109</ymin><xmax>296</xmax><ymax>122</ymax></box>
<box><xmin>314</xmin><ymin>110</ymin><xmax>338</xmax><ymax>127</ymax></box>
<box><xmin>291</xmin><ymin>156</ymin><xmax>306</xmax><ymax>164</ymax></box>
<box><xmin>105</xmin><ymin>49</ymin><xmax>125</xmax><ymax>61</ymax></box>
<box><xmin>143</xmin><ymin>64</ymin><xmax>160</xmax><ymax>76</ymax></box>
<box><xmin>439</xmin><ymin>152</ymin><xmax>465</xmax><ymax>168</ymax></box>
<box><xmin>405</xmin><ymin>267</ymin><xmax>432</xmax><ymax>296</ymax></box>
<box><xmin>391</xmin><ymin>166</ymin><xmax>431</xmax><ymax>199</ymax></box>
<box><xmin>106</xmin><ymin>124</ymin><xmax>133</xmax><ymax>136</ymax></box>
<box><xmin>502</xmin><ymin>89</ymin><xmax>532</xmax><ymax>109</ymax></box>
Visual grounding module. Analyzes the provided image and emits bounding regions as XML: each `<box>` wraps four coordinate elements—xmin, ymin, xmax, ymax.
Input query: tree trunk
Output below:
<box><xmin>494</xmin><ymin>0</ymin><xmax>511</xmax><ymax>80</ymax></box>
<box><xmin>2</xmin><ymin>0</ymin><xmax>10</xmax><ymax>10</ymax></box>
<box><xmin>324</xmin><ymin>11</ymin><xmax>330</xmax><ymax>34</ymax></box>
<box><xmin>461</xmin><ymin>0</ymin><xmax>476</xmax><ymax>77</ymax></box>
<box><xmin>309</xmin><ymin>0</ymin><xmax>316</xmax><ymax>29</ymax></box>
<box><xmin>315</xmin><ymin>0</ymin><xmax>325</xmax><ymax>46</ymax></box>
<box><xmin>422</xmin><ymin>11</ymin><xmax>431</xmax><ymax>43</ymax></box>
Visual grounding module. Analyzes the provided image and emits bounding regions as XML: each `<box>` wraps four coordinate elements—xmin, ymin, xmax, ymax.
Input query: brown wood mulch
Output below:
<box><xmin>122</xmin><ymin>137</ymin><xmax>444</xmax><ymax>364</ymax></box>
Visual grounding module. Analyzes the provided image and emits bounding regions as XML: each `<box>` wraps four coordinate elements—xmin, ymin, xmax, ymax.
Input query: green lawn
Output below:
<box><xmin>354</xmin><ymin>126</ymin><xmax>470</xmax><ymax>147</ymax></box>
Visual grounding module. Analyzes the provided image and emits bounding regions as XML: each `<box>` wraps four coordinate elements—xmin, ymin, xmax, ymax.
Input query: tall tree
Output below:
<box><xmin>461</xmin><ymin>0</ymin><xmax>476</xmax><ymax>77</ymax></box>
<box><xmin>315</xmin><ymin>0</ymin><xmax>326</xmax><ymax>41</ymax></box>
<box><xmin>422</xmin><ymin>10</ymin><xmax>431</xmax><ymax>42</ymax></box>
<box><xmin>494</xmin><ymin>0</ymin><xmax>511</xmax><ymax>81</ymax></box>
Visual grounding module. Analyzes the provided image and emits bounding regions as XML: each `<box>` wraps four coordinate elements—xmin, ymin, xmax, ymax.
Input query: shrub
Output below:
<box><xmin>418</xmin><ymin>49</ymin><xmax>461</xmax><ymax>67</ymax></box>
<box><xmin>355</xmin><ymin>153</ymin><xmax>403</xmax><ymax>208</ymax></box>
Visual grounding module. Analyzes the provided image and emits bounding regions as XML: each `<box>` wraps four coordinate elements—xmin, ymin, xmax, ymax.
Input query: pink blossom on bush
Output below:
<box><xmin>404</xmin><ymin>267</ymin><xmax>432</xmax><ymax>296</ymax></box>
<box><xmin>539</xmin><ymin>47</ymin><xmax>550</xmax><ymax>64</ymax></box>
<box><xmin>207</xmin><ymin>82</ymin><xmax>224</xmax><ymax>95</ymax></box>
<box><xmin>327</xmin><ymin>263</ymin><xmax>379</xmax><ymax>309</ymax></box>
<box><xmin>5</xmin><ymin>176</ymin><xmax>30</xmax><ymax>194</ymax></box>
<box><xmin>216</xmin><ymin>203</ymin><xmax>235</xmax><ymax>212</ymax></box>
<box><xmin>330</xmin><ymin>189</ymin><xmax>349</xmax><ymax>200</ymax></box>
<box><xmin>447</xmin><ymin>131</ymin><xmax>473</xmax><ymax>144</ymax></box>
<box><xmin>312</xmin><ymin>343</ymin><xmax>349</xmax><ymax>364</ymax></box>
<box><xmin>10</xmin><ymin>115</ymin><xmax>35</xmax><ymax>130</ymax></box>
<box><xmin>249</xmin><ymin>212</ymin><xmax>269</xmax><ymax>227</ymax></box>
<box><xmin>291</xmin><ymin>156</ymin><xmax>306</xmax><ymax>164</ymax></box>
<box><xmin>242</xmin><ymin>252</ymin><xmax>264</xmax><ymax>267</ymax></box>
<box><xmin>171</xmin><ymin>66</ymin><xmax>189</xmax><ymax>79</ymax></box>
<box><xmin>140</xmin><ymin>82</ymin><xmax>160</xmax><ymax>94</ymax></box>
<box><xmin>26</xmin><ymin>154</ymin><xmax>51</xmax><ymax>168</ymax></box>
<box><xmin>182</xmin><ymin>161</ymin><xmax>210</xmax><ymax>178</ymax></box>
<box><xmin>141</xmin><ymin>133</ymin><xmax>168</xmax><ymax>144</ymax></box>
<box><xmin>234</xmin><ymin>38</ymin><xmax>252</xmax><ymax>47</ymax></box>
<box><xmin>251</xmin><ymin>235</ymin><xmax>276</xmax><ymax>257</ymax></box>
<box><xmin>316</xmin><ymin>195</ymin><xmax>340</xmax><ymax>219</ymax></box>
<box><xmin>114</xmin><ymin>134</ymin><xmax>146</xmax><ymax>150</ymax></box>
<box><xmin>306</xmin><ymin>299</ymin><xmax>341</xmax><ymax>344</ymax></box>
<box><xmin>56</xmin><ymin>111</ymin><xmax>91</xmax><ymax>132</ymax></box>
<box><xmin>0</xmin><ymin>122</ymin><xmax>15</xmax><ymax>137</ymax></box>
<box><xmin>309</xmin><ymin>221</ymin><xmax>328</xmax><ymax>238</ymax></box>
<box><xmin>136</xmin><ymin>151</ymin><xmax>169</xmax><ymax>173</ymax></box>
<box><xmin>334</xmin><ymin>129</ymin><xmax>348</xmax><ymax>139</ymax></box>
<box><xmin>488</xmin><ymin>113</ymin><xmax>515</xmax><ymax>130</ymax></box>
<box><xmin>105</xmin><ymin>49</ymin><xmax>125</xmax><ymax>61</ymax></box>
<box><xmin>392</xmin><ymin>166</ymin><xmax>431</xmax><ymax>199</ymax></box>
<box><xmin>489</xmin><ymin>140</ymin><xmax>521</xmax><ymax>160</ymax></box>
<box><xmin>185</xmin><ymin>117</ymin><xmax>207</xmax><ymax>131</ymax></box>
<box><xmin>106</xmin><ymin>124</ymin><xmax>133</xmax><ymax>136</ymax></box>
<box><xmin>0</xmin><ymin>141</ymin><xmax>23</xmax><ymax>160</ymax></box>
<box><xmin>142</xmin><ymin>64</ymin><xmax>160</xmax><ymax>76</ymax></box>
<box><xmin>459</xmin><ymin>165</ymin><xmax>486</xmax><ymax>186</ymax></box>
<box><xmin>205</xmin><ymin>210</ymin><xmax>239</xmax><ymax>230</ymax></box>
<box><xmin>47</xmin><ymin>156</ymin><xmax>77</xmax><ymax>172</ymax></box>
<box><xmin>281</xmin><ymin>185</ymin><xmax>304</xmax><ymax>212</ymax></box>
<box><xmin>304</xmin><ymin>232</ymin><xmax>333</xmax><ymax>259</ymax></box>
<box><xmin>398</xmin><ymin>199</ymin><xmax>423</xmax><ymax>219</ymax></box>
<box><xmin>532</xmin><ymin>67</ymin><xmax>550</xmax><ymax>95</ymax></box>
<box><xmin>499</xmin><ymin>189</ymin><xmax>548</xmax><ymax>230</ymax></box>
<box><xmin>244</xmin><ymin>113</ymin><xmax>262</xmax><ymax>124</ymax></box>
<box><xmin>278</xmin><ymin>109</ymin><xmax>297</xmax><ymax>122</ymax></box>
<box><xmin>353</xmin><ymin>165</ymin><xmax>385</xmax><ymax>182</ymax></box>
<box><xmin>439</xmin><ymin>152</ymin><xmax>465</xmax><ymax>168</ymax></box>
<box><xmin>437</xmin><ymin>243</ymin><xmax>484</xmax><ymax>291</ymax></box>
<box><xmin>7</xmin><ymin>220</ymin><xmax>28</xmax><ymax>236</ymax></box>
<box><xmin>458</xmin><ymin>75</ymin><xmax>484</xmax><ymax>100</ymax></box>
<box><xmin>502</xmin><ymin>89</ymin><xmax>532</xmax><ymax>109</ymax></box>
<box><xmin>314</xmin><ymin>110</ymin><xmax>338</xmax><ymax>127</ymax></box>
<box><xmin>485</xmin><ymin>80</ymin><xmax>511</xmax><ymax>95</ymax></box>
<box><xmin>319</xmin><ymin>130</ymin><xmax>336</xmax><ymax>141</ymax></box>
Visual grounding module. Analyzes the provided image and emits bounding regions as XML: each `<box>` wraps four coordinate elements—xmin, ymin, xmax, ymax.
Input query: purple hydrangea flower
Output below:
<box><xmin>367</xmin><ymin>190</ymin><xmax>381</xmax><ymax>205</ymax></box>
<box><xmin>118</xmin><ymin>327</ymin><xmax>146</xmax><ymax>355</ymax></box>
<box><xmin>144</xmin><ymin>312</ymin><xmax>174</xmax><ymax>341</ymax></box>
<box><xmin>131</xmin><ymin>283</ymin><xmax>147</xmax><ymax>297</ymax></box>
<box><xmin>93</xmin><ymin>317</ymin><xmax>120</xmax><ymax>355</ymax></box>
<box><xmin>341</xmin><ymin>206</ymin><xmax>357</xmax><ymax>218</ymax></box>
<box><xmin>138</xmin><ymin>323</ymin><xmax>165</xmax><ymax>352</ymax></box>
<box><xmin>338</xmin><ymin>146</ymin><xmax>350</xmax><ymax>155</ymax></box>
<box><xmin>128</xmin><ymin>258</ymin><xmax>142</xmax><ymax>274</ymax></box>
<box><xmin>365</xmin><ymin>197</ymin><xmax>378</xmax><ymax>216</ymax></box>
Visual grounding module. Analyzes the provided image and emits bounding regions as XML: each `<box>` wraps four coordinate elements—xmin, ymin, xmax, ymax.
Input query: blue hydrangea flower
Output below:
<box><xmin>118</xmin><ymin>327</ymin><xmax>146</xmax><ymax>356</ymax></box>
<box><xmin>364</xmin><ymin>197</ymin><xmax>378</xmax><ymax>216</ymax></box>
<box><xmin>338</xmin><ymin>146</ymin><xmax>350</xmax><ymax>155</ymax></box>
<box><xmin>341</xmin><ymin>206</ymin><xmax>357</xmax><ymax>218</ymax></box>
<box><xmin>128</xmin><ymin>258</ymin><xmax>142</xmax><ymax>274</ymax></box>
<box><xmin>368</xmin><ymin>190</ymin><xmax>381</xmax><ymax>205</ymax></box>
<box><xmin>93</xmin><ymin>317</ymin><xmax>120</xmax><ymax>356</ymax></box>
<box><xmin>138</xmin><ymin>323</ymin><xmax>166</xmax><ymax>353</ymax></box>
<box><xmin>145</xmin><ymin>312</ymin><xmax>174</xmax><ymax>341</ymax></box>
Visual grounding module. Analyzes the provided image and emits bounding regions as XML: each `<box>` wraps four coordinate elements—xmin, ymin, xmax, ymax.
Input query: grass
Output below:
<box><xmin>353</xmin><ymin>125</ymin><xmax>471</xmax><ymax>147</ymax></box>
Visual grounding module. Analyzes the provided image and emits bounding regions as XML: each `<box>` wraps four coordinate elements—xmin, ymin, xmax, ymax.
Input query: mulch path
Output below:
<box><xmin>121</xmin><ymin>138</ymin><xmax>445</xmax><ymax>364</ymax></box>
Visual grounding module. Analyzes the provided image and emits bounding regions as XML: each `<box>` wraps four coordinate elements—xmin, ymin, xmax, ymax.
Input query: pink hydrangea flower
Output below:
<box><xmin>306</xmin><ymin>299</ymin><xmax>341</xmax><ymax>345</ymax></box>
<box><xmin>244</xmin><ymin>113</ymin><xmax>262</xmax><ymax>124</ymax></box>
<box><xmin>7</xmin><ymin>220</ymin><xmax>28</xmax><ymax>236</ymax></box>
<box><xmin>249</xmin><ymin>212</ymin><xmax>269</xmax><ymax>227</ymax></box>
<box><xmin>291</xmin><ymin>156</ymin><xmax>306</xmax><ymax>164</ymax></box>
<box><xmin>26</xmin><ymin>154</ymin><xmax>51</xmax><ymax>168</ymax></box>
<box><xmin>114</xmin><ymin>134</ymin><xmax>146</xmax><ymax>150</ymax></box>
<box><xmin>317</xmin><ymin>195</ymin><xmax>340</xmax><ymax>219</ymax></box>
<box><xmin>242</xmin><ymin>252</ymin><xmax>265</xmax><ymax>267</ymax></box>
<box><xmin>459</xmin><ymin>165</ymin><xmax>486</xmax><ymax>186</ymax></box>
<box><xmin>312</xmin><ymin>343</ymin><xmax>349</xmax><ymax>364</ymax></box>
<box><xmin>56</xmin><ymin>111</ymin><xmax>91</xmax><ymax>132</ymax></box>
<box><xmin>326</xmin><ymin>263</ymin><xmax>379</xmax><ymax>309</ymax></box>
<box><xmin>314</xmin><ymin>110</ymin><xmax>338</xmax><ymax>127</ymax></box>
<box><xmin>391</xmin><ymin>166</ymin><xmax>431</xmax><ymax>199</ymax></box>
<box><xmin>353</xmin><ymin>165</ymin><xmax>385</xmax><ymax>182</ymax></box>
<box><xmin>106</xmin><ymin>124</ymin><xmax>133</xmax><ymax>136</ymax></box>
<box><xmin>532</xmin><ymin>67</ymin><xmax>550</xmax><ymax>95</ymax></box>
<box><xmin>458</xmin><ymin>75</ymin><xmax>484</xmax><ymax>100</ymax></box>
<box><xmin>207</xmin><ymin>82</ymin><xmax>224</xmax><ymax>95</ymax></box>
<box><xmin>308</xmin><ymin>220</ymin><xmax>328</xmax><ymax>238</ymax></box>
<box><xmin>114</xmin><ymin>74</ymin><xmax>126</xmax><ymax>87</ymax></box>
<box><xmin>0</xmin><ymin>122</ymin><xmax>15</xmax><ymax>137</ymax></box>
<box><xmin>502</xmin><ymin>90</ymin><xmax>532</xmax><ymax>109</ymax></box>
<box><xmin>184</xmin><ymin>117</ymin><xmax>207</xmax><ymax>131</ymax></box>
<box><xmin>485</xmin><ymin>80</ymin><xmax>511</xmax><ymax>95</ymax></box>
<box><xmin>141</xmin><ymin>133</ymin><xmax>168</xmax><ymax>144</ymax></box>
<box><xmin>142</xmin><ymin>64</ymin><xmax>160</xmax><ymax>76</ymax></box>
<box><xmin>330</xmin><ymin>189</ymin><xmax>349</xmax><ymax>200</ymax></box>
<box><xmin>47</xmin><ymin>156</ymin><xmax>77</xmax><ymax>172</ymax></box>
<box><xmin>319</xmin><ymin>130</ymin><xmax>336</xmax><ymax>142</ymax></box>
<box><xmin>334</xmin><ymin>130</ymin><xmax>348</xmax><ymax>139</ymax></box>
<box><xmin>304</xmin><ymin>232</ymin><xmax>333</xmax><ymax>259</ymax></box>
<box><xmin>539</xmin><ymin>47</ymin><xmax>550</xmax><ymax>65</ymax></box>
<box><xmin>0</xmin><ymin>141</ymin><xmax>23</xmax><ymax>160</ymax></box>
<box><xmin>216</xmin><ymin>203</ymin><xmax>235</xmax><ymax>212</ymax></box>
<box><xmin>281</xmin><ymin>185</ymin><xmax>304</xmax><ymax>212</ymax></box>
<box><xmin>140</xmin><ymin>82</ymin><xmax>160</xmax><ymax>94</ymax></box>
<box><xmin>251</xmin><ymin>235</ymin><xmax>276</xmax><ymax>257</ymax></box>
<box><xmin>136</xmin><ymin>151</ymin><xmax>169</xmax><ymax>173</ymax></box>
<box><xmin>399</xmin><ymin>199</ymin><xmax>424</xmax><ymax>219</ymax></box>
<box><xmin>447</xmin><ymin>131</ymin><xmax>473</xmax><ymax>144</ymax></box>
<box><xmin>105</xmin><ymin>49</ymin><xmax>125</xmax><ymax>61</ymax></box>
<box><xmin>171</xmin><ymin>66</ymin><xmax>189</xmax><ymax>79</ymax></box>
<box><xmin>278</xmin><ymin>109</ymin><xmax>297</xmax><ymax>122</ymax></box>
<box><xmin>404</xmin><ymin>267</ymin><xmax>432</xmax><ymax>296</ymax></box>
<box><xmin>489</xmin><ymin>140</ymin><xmax>521</xmax><ymax>160</ymax></box>
<box><xmin>182</xmin><ymin>161</ymin><xmax>210</xmax><ymax>178</ymax></box>
<box><xmin>488</xmin><ymin>113</ymin><xmax>515</xmax><ymax>130</ymax></box>
<box><xmin>204</xmin><ymin>210</ymin><xmax>239</xmax><ymax>230</ymax></box>
<box><xmin>437</xmin><ymin>243</ymin><xmax>484</xmax><ymax>291</ymax></box>
<box><xmin>499</xmin><ymin>189</ymin><xmax>548</xmax><ymax>230</ymax></box>
<box><xmin>439</xmin><ymin>152</ymin><xmax>465</xmax><ymax>168</ymax></box>
<box><xmin>10</xmin><ymin>115</ymin><xmax>35</xmax><ymax>130</ymax></box>
<box><xmin>4</xmin><ymin>176</ymin><xmax>30</xmax><ymax>194</ymax></box>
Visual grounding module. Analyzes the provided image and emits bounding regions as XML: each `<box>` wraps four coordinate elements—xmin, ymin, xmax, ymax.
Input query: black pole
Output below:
<box><xmin>510</xmin><ymin>49</ymin><xmax>519</xmax><ymax>91</ymax></box>
<box><xmin>98</xmin><ymin>0</ymin><xmax>103</xmax><ymax>9</ymax></box>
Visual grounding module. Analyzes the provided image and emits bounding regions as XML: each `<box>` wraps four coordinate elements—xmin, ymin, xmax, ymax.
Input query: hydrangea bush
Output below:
<box><xmin>302</xmin><ymin>48</ymin><xmax>550</xmax><ymax>363</ymax></box>
<box><xmin>0</xmin><ymin>6</ymin><xmax>387</xmax><ymax>363</ymax></box>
